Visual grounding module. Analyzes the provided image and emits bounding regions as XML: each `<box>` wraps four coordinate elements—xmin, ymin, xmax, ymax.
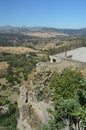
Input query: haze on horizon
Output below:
<box><xmin>0</xmin><ymin>0</ymin><xmax>86</xmax><ymax>29</ymax></box>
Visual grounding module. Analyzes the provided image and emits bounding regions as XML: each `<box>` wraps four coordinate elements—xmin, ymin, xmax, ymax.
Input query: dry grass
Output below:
<box><xmin>0</xmin><ymin>62</ymin><xmax>9</xmax><ymax>70</ymax></box>
<box><xmin>0</xmin><ymin>78</ymin><xmax>7</xmax><ymax>84</ymax></box>
<box><xmin>0</xmin><ymin>47</ymin><xmax>37</xmax><ymax>54</ymax></box>
<box><xmin>42</xmin><ymin>42</ymin><xmax>55</xmax><ymax>50</ymax></box>
<box><xmin>0</xmin><ymin>88</ymin><xmax>19</xmax><ymax>101</ymax></box>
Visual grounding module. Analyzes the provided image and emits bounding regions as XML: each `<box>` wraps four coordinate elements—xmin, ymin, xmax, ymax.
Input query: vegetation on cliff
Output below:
<box><xmin>43</xmin><ymin>68</ymin><xmax>86</xmax><ymax>130</ymax></box>
<box><xmin>0</xmin><ymin>52</ymin><xmax>38</xmax><ymax>130</ymax></box>
<box><xmin>0</xmin><ymin>101</ymin><xmax>19</xmax><ymax>130</ymax></box>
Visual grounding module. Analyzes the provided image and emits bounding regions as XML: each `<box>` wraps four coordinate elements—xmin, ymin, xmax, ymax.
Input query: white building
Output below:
<box><xmin>49</xmin><ymin>47</ymin><xmax>86</xmax><ymax>63</ymax></box>
<box><xmin>37</xmin><ymin>47</ymin><xmax>86</xmax><ymax>72</ymax></box>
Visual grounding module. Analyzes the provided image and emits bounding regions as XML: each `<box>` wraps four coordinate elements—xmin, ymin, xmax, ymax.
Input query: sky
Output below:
<box><xmin>0</xmin><ymin>0</ymin><xmax>86</xmax><ymax>29</ymax></box>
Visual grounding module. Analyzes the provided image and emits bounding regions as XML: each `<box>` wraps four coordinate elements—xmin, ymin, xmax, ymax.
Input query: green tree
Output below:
<box><xmin>50</xmin><ymin>68</ymin><xmax>84</xmax><ymax>100</ymax></box>
<box><xmin>47</xmin><ymin>68</ymin><xmax>86</xmax><ymax>130</ymax></box>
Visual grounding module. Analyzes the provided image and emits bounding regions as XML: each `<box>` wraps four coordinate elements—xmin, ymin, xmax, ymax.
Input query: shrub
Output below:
<box><xmin>5</xmin><ymin>100</ymin><xmax>10</xmax><ymax>105</ymax></box>
<box><xmin>23</xmin><ymin>73</ymin><xmax>28</xmax><ymax>81</ymax></box>
<box><xmin>1</xmin><ymin>84</ymin><xmax>7</xmax><ymax>90</ymax></box>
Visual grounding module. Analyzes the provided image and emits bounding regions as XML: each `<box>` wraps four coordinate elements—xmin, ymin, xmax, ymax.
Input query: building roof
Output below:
<box><xmin>52</xmin><ymin>47</ymin><xmax>86</xmax><ymax>63</ymax></box>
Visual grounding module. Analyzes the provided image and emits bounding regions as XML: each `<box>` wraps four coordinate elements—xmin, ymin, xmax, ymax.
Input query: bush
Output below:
<box><xmin>1</xmin><ymin>84</ymin><xmax>7</xmax><ymax>90</ymax></box>
<box><xmin>0</xmin><ymin>102</ymin><xmax>3</xmax><ymax>106</ymax></box>
<box><xmin>23</xmin><ymin>73</ymin><xmax>28</xmax><ymax>81</ymax></box>
<box><xmin>0</xmin><ymin>102</ymin><xmax>19</xmax><ymax>130</ymax></box>
<box><xmin>0</xmin><ymin>73</ymin><xmax>5</xmax><ymax>78</ymax></box>
<box><xmin>5</xmin><ymin>100</ymin><xmax>10</xmax><ymax>105</ymax></box>
<box><xmin>6</xmin><ymin>74</ymin><xmax>14</xmax><ymax>83</ymax></box>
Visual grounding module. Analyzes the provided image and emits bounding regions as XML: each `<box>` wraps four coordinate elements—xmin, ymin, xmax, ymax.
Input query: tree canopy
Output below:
<box><xmin>45</xmin><ymin>68</ymin><xmax>86</xmax><ymax>130</ymax></box>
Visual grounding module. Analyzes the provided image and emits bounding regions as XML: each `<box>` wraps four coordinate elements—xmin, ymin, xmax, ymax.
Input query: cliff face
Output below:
<box><xmin>17</xmin><ymin>70</ymin><xmax>53</xmax><ymax>130</ymax></box>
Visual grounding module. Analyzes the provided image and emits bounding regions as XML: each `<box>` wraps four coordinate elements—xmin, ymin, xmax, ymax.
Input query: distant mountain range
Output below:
<box><xmin>0</xmin><ymin>26</ymin><xmax>86</xmax><ymax>36</ymax></box>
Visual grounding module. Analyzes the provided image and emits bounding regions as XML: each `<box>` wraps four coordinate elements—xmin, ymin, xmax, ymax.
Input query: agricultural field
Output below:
<box><xmin>0</xmin><ymin>46</ymin><xmax>37</xmax><ymax>54</ymax></box>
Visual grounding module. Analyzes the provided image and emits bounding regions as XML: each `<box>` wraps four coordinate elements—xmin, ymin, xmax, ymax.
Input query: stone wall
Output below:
<box><xmin>36</xmin><ymin>59</ymin><xmax>86</xmax><ymax>73</ymax></box>
<box><xmin>62</xmin><ymin>58</ymin><xmax>86</xmax><ymax>72</ymax></box>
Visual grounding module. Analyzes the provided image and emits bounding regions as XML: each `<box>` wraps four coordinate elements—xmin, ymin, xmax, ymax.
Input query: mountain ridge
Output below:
<box><xmin>0</xmin><ymin>26</ymin><xmax>86</xmax><ymax>36</ymax></box>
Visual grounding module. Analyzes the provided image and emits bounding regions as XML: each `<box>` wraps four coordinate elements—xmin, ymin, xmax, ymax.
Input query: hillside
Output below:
<box><xmin>0</xmin><ymin>27</ymin><xmax>86</xmax><ymax>52</ymax></box>
<box><xmin>0</xmin><ymin>26</ymin><xmax>86</xmax><ymax>130</ymax></box>
<box><xmin>0</xmin><ymin>47</ymin><xmax>37</xmax><ymax>54</ymax></box>
<box><xmin>0</xmin><ymin>26</ymin><xmax>86</xmax><ymax>36</ymax></box>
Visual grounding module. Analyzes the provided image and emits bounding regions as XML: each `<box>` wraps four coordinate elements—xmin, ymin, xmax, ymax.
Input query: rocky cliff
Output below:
<box><xmin>17</xmin><ymin>70</ymin><xmax>53</xmax><ymax>130</ymax></box>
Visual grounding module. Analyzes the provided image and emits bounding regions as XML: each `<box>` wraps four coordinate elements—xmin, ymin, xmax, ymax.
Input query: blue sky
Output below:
<box><xmin>0</xmin><ymin>0</ymin><xmax>86</xmax><ymax>28</ymax></box>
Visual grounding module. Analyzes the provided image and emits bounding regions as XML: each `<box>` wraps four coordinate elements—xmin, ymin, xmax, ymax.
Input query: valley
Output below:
<box><xmin>0</xmin><ymin>26</ymin><xmax>86</xmax><ymax>130</ymax></box>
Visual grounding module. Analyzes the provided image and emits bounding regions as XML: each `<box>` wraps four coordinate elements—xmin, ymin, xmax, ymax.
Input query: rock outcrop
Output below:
<box><xmin>17</xmin><ymin>70</ymin><xmax>53</xmax><ymax>130</ymax></box>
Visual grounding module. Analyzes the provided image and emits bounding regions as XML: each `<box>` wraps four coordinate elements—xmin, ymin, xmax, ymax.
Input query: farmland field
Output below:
<box><xmin>0</xmin><ymin>46</ymin><xmax>37</xmax><ymax>54</ymax></box>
